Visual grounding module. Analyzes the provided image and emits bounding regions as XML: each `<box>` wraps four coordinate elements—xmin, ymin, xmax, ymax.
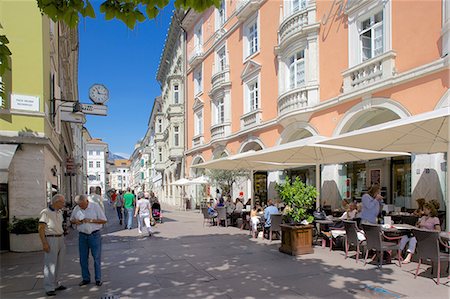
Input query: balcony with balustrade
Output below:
<box><xmin>192</xmin><ymin>134</ymin><xmax>204</xmax><ymax>147</ymax></box>
<box><xmin>240</xmin><ymin>109</ymin><xmax>262</xmax><ymax>129</ymax></box>
<box><xmin>278</xmin><ymin>5</ymin><xmax>318</xmax><ymax>50</ymax></box>
<box><xmin>236</xmin><ymin>0</ymin><xmax>264</xmax><ymax>21</ymax></box>
<box><xmin>277</xmin><ymin>86</ymin><xmax>318</xmax><ymax>119</ymax></box>
<box><xmin>210</xmin><ymin>122</ymin><xmax>231</xmax><ymax>141</ymax></box>
<box><xmin>210</xmin><ymin>66</ymin><xmax>231</xmax><ymax>95</ymax></box>
<box><xmin>188</xmin><ymin>45</ymin><xmax>204</xmax><ymax>67</ymax></box>
<box><xmin>342</xmin><ymin>51</ymin><xmax>397</xmax><ymax>93</ymax></box>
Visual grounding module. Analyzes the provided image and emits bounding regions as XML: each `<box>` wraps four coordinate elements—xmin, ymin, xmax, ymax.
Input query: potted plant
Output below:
<box><xmin>8</xmin><ymin>217</ymin><xmax>42</xmax><ymax>252</ymax></box>
<box><xmin>276</xmin><ymin>177</ymin><xmax>317</xmax><ymax>256</ymax></box>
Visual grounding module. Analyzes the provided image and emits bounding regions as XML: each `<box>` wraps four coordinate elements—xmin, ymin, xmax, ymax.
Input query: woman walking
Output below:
<box><xmin>134</xmin><ymin>192</ymin><xmax>153</xmax><ymax>236</ymax></box>
<box><xmin>114</xmin><ymin>190</ymin><xmax>124</xmax><ymax>225</ymax></box>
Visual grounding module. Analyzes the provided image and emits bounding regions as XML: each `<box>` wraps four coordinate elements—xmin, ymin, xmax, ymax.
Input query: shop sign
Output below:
<box><xmin>11</xmin><ymin>94</ymin><xmax>40</xmax><ymax>112</ymax></box>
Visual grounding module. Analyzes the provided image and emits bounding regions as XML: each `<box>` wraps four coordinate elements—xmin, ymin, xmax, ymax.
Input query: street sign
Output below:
<box><xmin>80</xmin><ymin>103</ymin><xmax>107</xmax><ymax>116</ymax></box>
<box><xmin>60</xmin><ymin>110</ymin><xmax>86</xmax><ymax>123</ymax></box>
<box><xmin>60</xmin><ymin>102</ymin><xmax>108</xmax><ymax>116</ymax></box>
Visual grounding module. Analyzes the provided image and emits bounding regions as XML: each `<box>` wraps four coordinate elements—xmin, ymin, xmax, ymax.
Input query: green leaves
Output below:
<box><xmin>0</xmin><ymin>33</ymin><xmax>11</xmax><ymax>99</ymax></box>
<box><xmin>36</xmin><ymin>0</ymin><xmax>219</xmax><ymax>29</ymax></box>
<box><xmin>276</xmin><ymin>177</ymin><xmax>317</xmax><ymax>224</ymax></box>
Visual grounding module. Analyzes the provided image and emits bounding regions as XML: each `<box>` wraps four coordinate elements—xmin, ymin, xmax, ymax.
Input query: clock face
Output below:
<box><xmin>89</xmin><ymin>84</ymin><xmax>109</xmax><ymax>104</ymax></box>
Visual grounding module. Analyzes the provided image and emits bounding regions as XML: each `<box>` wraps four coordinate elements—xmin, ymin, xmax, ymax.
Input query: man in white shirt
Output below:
<box><xmin>88</xmin><ymin>186</ymin><xmax>105</xmax><ymax>212</ymax></box>
<box><xmin>70</xmin><ymin>194</ymin><xmax>107</xmax><ymax>287</ymax></box>
<box><xmin>39</xmin><ymin>194</ymin><xmax>67</xmax><ymax>296</ymax></box>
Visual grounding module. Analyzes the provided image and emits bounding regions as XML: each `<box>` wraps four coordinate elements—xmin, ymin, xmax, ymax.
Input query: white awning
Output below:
<box><xmin>0</xmin><ymin>144</ymin><xmax>18</xmax><ymax>183</ymax></box>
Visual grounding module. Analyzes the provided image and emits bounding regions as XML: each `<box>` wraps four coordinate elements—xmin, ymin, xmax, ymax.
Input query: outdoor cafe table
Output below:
<box><xmin>383</xmin><ymin>224</ymin><xmax>450</xmax><ymax>242</ymax></box>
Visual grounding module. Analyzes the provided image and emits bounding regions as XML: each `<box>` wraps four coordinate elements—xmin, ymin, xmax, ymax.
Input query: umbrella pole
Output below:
<box><xmin>447</xmin><ymin>119</ymin><xmax>450</xmax><ymax>232</ymax></box>
<box><xmin>316</xmin><ymin>163</ymin><xmax>320</xmax><ymax>210</ymax></box>
<box><xmin>250</xmin><ymin>170</ymin><xmax>254</xmax><ymax>207</ymax></box>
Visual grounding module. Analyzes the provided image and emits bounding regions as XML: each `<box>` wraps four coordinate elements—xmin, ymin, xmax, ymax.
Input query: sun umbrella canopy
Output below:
<box><xmin>321</xmin><ymin>108</ymin><xmax>449</xmax><ymax>154</ymax></box>
<box><xmin>242</xmin><ymin>136</ymin><xmax>410</xmax><ymax>166</ymax></box>
<box><xmin>191</xmin><ymin>175</ymin><xmax>209</xmax><ymax>184</ymax></box>
<box><xmin>191</xmin><ymin>151</ymin><xmax>307</xmax><ymax>171</ymax></box>
<box><xmin>171</xmin><ymin>178</ymin><xmax>192</xmax><ymax>186</ymax></box>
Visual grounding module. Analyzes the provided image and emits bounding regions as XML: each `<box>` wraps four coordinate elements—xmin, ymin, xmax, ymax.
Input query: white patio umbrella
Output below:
<box><xmin>236</xmin><ymin>136</ymin><xmax>410</xmax><ymax>208</ymax></box>
<box><xmin>191</xmin><ymin>151</ymin><xmax>307</xmax><ymax>205</ymax></box>
<box><xmin>190</xmin><ymin>175</ymin><xmax>209</xmax><ymax>185</ymax></box>
<box><xmin>320</xmin><ymin>107</ymin><xmax>450</xmax><ymax>230</ymax></box>
<box><xmin>171</xmin><ymin>178</ymin><xmax>192</xmax><ymax>186</ymax></box>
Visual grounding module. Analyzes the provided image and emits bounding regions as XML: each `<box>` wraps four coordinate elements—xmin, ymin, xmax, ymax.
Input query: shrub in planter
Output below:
<box><xmin>8</xmin><ymin>217</ymin><xmax>41</xmax><ymax>252</ymax></box>
<box><xmin>276</xmin><ymin>177</ymin><xmax>317</xmax><ymax>224</ymax></box>
<box><xmin>8</xmin><ymin>217</ymin><xmax>39</xmax><ymax>234</ymax></box>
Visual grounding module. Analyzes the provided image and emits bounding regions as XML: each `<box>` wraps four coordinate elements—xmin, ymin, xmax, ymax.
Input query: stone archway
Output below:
<box><xmin>278</xmin><ymin>122</ymin><xmax>318</xmax><ymax>145</ymax></box>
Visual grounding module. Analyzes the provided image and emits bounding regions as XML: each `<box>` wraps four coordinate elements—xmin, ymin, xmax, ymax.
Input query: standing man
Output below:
<box><xmin>39</xmin><ymin>194</ymin><xmax>67</xmax><ymax>296</ymax></box>
<box><xmin>123</xmin><ymin>188</ymin><xmax>135</xmax><ymax>229</ymax></box>
<box><xmin>70</xmin><ymin>195</ymin><xmax>107</xmax><ymax>287</ymax></box>
<box><xmin>88</xmin><ymin>186</ymin><xmax>105</xmax><ymax>212</ymax></box>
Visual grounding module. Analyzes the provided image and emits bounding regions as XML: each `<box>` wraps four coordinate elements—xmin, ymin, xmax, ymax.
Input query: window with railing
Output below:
<box><xmin>194</xmin><ymin>66</ymin><xmax>203</xmax><ymax>95</ymax></box>
<box><xmin>216</xmin><ymin>0</ymin><xmax>226</xmax><ymax>29</ymax></box>
<box><xmin>194</xmin><ymin>109</ymin><xmax>203</xmax><ymax>136</ymax></box>
<box><xmin>173</xmin><ymin>84</ymin><xmax>179</xmax><ymax>104</ymax></box>
<box><xmin>360</xmin><ymin>11</ymin><xmax>383</xmax><ymax>62</ymax></box>
<box><xmin>217</xmin><ymin>46</ymin><xmax>227</xmax><ymax>72</ymax></box>
<box><xmin>244</xmin><ymin>14</ymin><xmax>259</xmax><ymax>58</ymax></box>
<box><xmin>174</xmin><ymin>125</ymin><xmax>180</xmax><ymax>147</ymax></box>
<box><xmin>247</xmin><ymin>80</ymin><xmax>259</xmax><ymax>112</ymax></box>
<box><xmin>289</xmin><ymin>50</ymin><xmax>305</xmax><ymax>89</ymax></box>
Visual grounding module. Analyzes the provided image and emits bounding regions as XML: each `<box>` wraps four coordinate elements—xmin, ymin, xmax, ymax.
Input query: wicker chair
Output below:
<box><xmin>413</xmin><ymin>229</ymin><xmax>450</xmax><ymax>285</ymax></box>
<box><xmin>361</xmin><ymin>223</ymin><xmax>402</xmax><ymax>269</ymax></box>
<box><xmin>217</xmin><ymin>207</ymin><xmax>228</xmax><ymax>227</ymax></box>
<box><xmin>269</xmin><ymin>214</ymin><xmax>282</xmax><ymax>241</ymax></box>
<box><xmin>343</xmin><ymin>220</ymin><xmax>365</xmax><ymax>263</ymax></box>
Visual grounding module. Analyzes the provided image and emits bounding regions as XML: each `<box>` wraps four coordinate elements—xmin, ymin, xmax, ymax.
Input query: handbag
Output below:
<box><xmin>313</xmin><ymin>210</ymin><xmax>327</xmax><ymax>220</ymax></box>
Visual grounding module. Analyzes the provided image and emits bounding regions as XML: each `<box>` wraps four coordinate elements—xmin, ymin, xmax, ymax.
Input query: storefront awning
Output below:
<box><xmin>0</xmin><ymin>144</ymin><xmax>18</xmax><ymax>184</ymax></box>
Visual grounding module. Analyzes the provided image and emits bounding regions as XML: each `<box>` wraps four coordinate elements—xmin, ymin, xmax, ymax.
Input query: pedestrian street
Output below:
<box><xmin>0</xmin><ymin>204</ymin><xmax>449</xmax><ymax>299</ymax></box>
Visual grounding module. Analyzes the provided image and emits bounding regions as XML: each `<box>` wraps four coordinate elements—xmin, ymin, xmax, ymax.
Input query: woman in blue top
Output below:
<box><xmin>360</xmin><ymin>184</ymin><xmax>383</xmax><ymax>224</ymax></box>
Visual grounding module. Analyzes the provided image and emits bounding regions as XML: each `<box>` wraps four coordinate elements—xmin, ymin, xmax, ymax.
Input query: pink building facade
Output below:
<box><xmin>182</xmin><ymin>0</ymin><xmax>449</xmax><ymax>212</ymax></box>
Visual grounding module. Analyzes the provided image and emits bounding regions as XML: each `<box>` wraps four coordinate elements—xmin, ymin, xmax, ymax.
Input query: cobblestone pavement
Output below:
<box><xmin>1</xmin><ymin>204</ymin><xmax>449</xmax><ymax>298</ymax></box>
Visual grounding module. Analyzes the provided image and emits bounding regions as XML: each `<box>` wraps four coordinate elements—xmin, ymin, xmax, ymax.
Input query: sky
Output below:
<box><xmin>78</xmin><ymin>2</ymin><xmax>175</xmax><ymax>158</ymax></box>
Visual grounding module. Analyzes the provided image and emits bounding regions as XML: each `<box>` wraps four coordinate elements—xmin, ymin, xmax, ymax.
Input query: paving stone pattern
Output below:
<box><xmin>0</xmin><ymin>204</ymin><xmax>449</xmax><ymax>298</ymax></box>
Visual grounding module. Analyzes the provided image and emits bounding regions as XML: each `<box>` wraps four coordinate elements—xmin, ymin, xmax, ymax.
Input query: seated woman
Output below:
<box><xmin>250</xmin><ymin>205</ymin><xmax>262</xmax><ymax>238</ymax></box>
<box><xmin>412</xmin><ymin>198</ymin><xmax>426</xmax><ymax>217</ymax></box>
<box><xmin>340</xmin><ymin>202</ymin><xmax>359</xmax><ymax>220</ymax></box>
<box><xmin>400</xmin><ymin>201</ymin><xmax>441</xmax><ymax>263</ymax></box>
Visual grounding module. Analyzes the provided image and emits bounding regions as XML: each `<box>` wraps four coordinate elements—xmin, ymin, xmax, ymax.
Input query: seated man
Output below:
<box><xmin>263</xmin><ymin>199</ymin><xmax>279</xmax><ymax>239</ymax></box>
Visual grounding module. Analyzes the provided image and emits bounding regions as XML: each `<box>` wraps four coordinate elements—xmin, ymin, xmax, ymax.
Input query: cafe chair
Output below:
<box><xmin>201</xmin><ymin>207</ymin><xmax>215</xmax><ymax>227</ymax></box>
<box><xmin>269</xmin><ymin>214</ymin><xmax>282</xmax><ymax>242</ymax></box>
<box><xmin>343</xmin><ymin>220</ymin><xmax>365</xmax><ymax>263</ymax></box>
<box><xmin>217</xmin><ymin>207</ymin><xmax>228</xmax><ymax>227</ymax></box>
<box><xmin>413</xmin><ymin>229</ymin><xmax>450</xmax><ymax>285</ymax></box>
<box><xmin>361</xmin><ymin>223</ymin><xmax>402</xmax><ymax>269</ymax></box>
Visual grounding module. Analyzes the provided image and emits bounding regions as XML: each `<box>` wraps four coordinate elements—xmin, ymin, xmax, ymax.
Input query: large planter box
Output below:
<box><xmin>279</xmin><ymin>224</ymin><xmax>314</xmax><ymax>256</ymax></box>
<box><xmin>9</xmin><ymin>233</ymin><xmax>42</xmax><ymax>252</ymax></box>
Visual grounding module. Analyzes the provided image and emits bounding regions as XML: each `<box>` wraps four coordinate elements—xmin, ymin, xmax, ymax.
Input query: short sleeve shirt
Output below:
<box><xmin>39</xmin><ymin>208</ymin><xmax>64</xmax><ymax>235</ymax></box>
<box><xmin>136</xmin><ymin>199</ymin><xmax>150</xmax><ymax>215</ymax></box>
<box><xmin>418</xmin><ymin>216</ymin><xmax>440</xmax><ymax>230</ymax></box>
<box><xmin>123</xmin><ymin>192</ymin><xmax>135</xmax><ymax>209</ymax></box>
<box><xmin>70</xmin><ymin>201</ymin><xmax>107</xmax><ymax>234</ymax></box>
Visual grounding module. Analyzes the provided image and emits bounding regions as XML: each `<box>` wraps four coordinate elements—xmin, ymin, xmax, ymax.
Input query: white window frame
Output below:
<box><xmin>244</xmin><ymin>75</ymin><xmax>260</xmax><ymax>113</ymax></box>
<box><xmin>174</xmin><ymin>125</ymin><xmax>180</xmax><ymax>147</ymax></box>
<box><xmin>216</xmin><ymin>45</ymin><xmax>227</xmax><ymax>72</ymax></box>
<box><xmin>284</xmin><ymin>0</ymin><xmax>307</xmax><ymax>18</ymax></box>
<box><xmin>194</xmin><ymin>21</ymin><xmax>203</xmax><ymax>51</ymax></box>
<box><xmin>194</xmin><ymin>66</ymin><xmax>203</xmax><ymax>95</ymax></box>
<box><xmin>359</xmin><ymin>10</ymin><xmax>383</xmax><ymax>62</ymax></box>
<box><xmin>212</xmin><ymin>97</ymin><xmax>225</xmax><ymax>126</ymax></box>
<box><xmin>348</xmin><ymin>1</ymin><xmax>391</xmax><ymax>67</ymax></box>
<box><xmin>89</xmin><ymin>161</ymin><xmax>93</xmax><ymax>168</ymax></box>
<box><xmin>173</xmin><ymin>83</ymin><xmax>179</xmax><ymax>104</ymax></box>
<box><xmin>243</xmin><ymin>13</ymin><xmax>259</xmax><ymax>60</ymax></box>
<box><xmin>96</xmin><ymin>161</ymin><xmax>101</xmax><ymax>168</ymax></box>
<box><xmin>216</xmin><ymin>0</ymin><xmax>226</xmax><ymax>30</ymax></box>
<box><xmin>194</xmin><ymin>109</ymin><xmax>203</xmax><ymax>136</ymax></box>
<box><xmin>288</xmin><ymin>50</ymin><xmax>305</xmax><ymax>90</ymax></box>
<box><xmin>158</xmin><ymin>147</ymin><xmax>163</xmax><ymax>162</ymax></box>
<box><xmin>96</xmin><ymin>150</ymin><xmax>100</xmax><ymax>156</ymax></box>
<box><xmin>158</xmin><ymin>118</ymin><xmax>163</xmax><ymax>133</ymax></box>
